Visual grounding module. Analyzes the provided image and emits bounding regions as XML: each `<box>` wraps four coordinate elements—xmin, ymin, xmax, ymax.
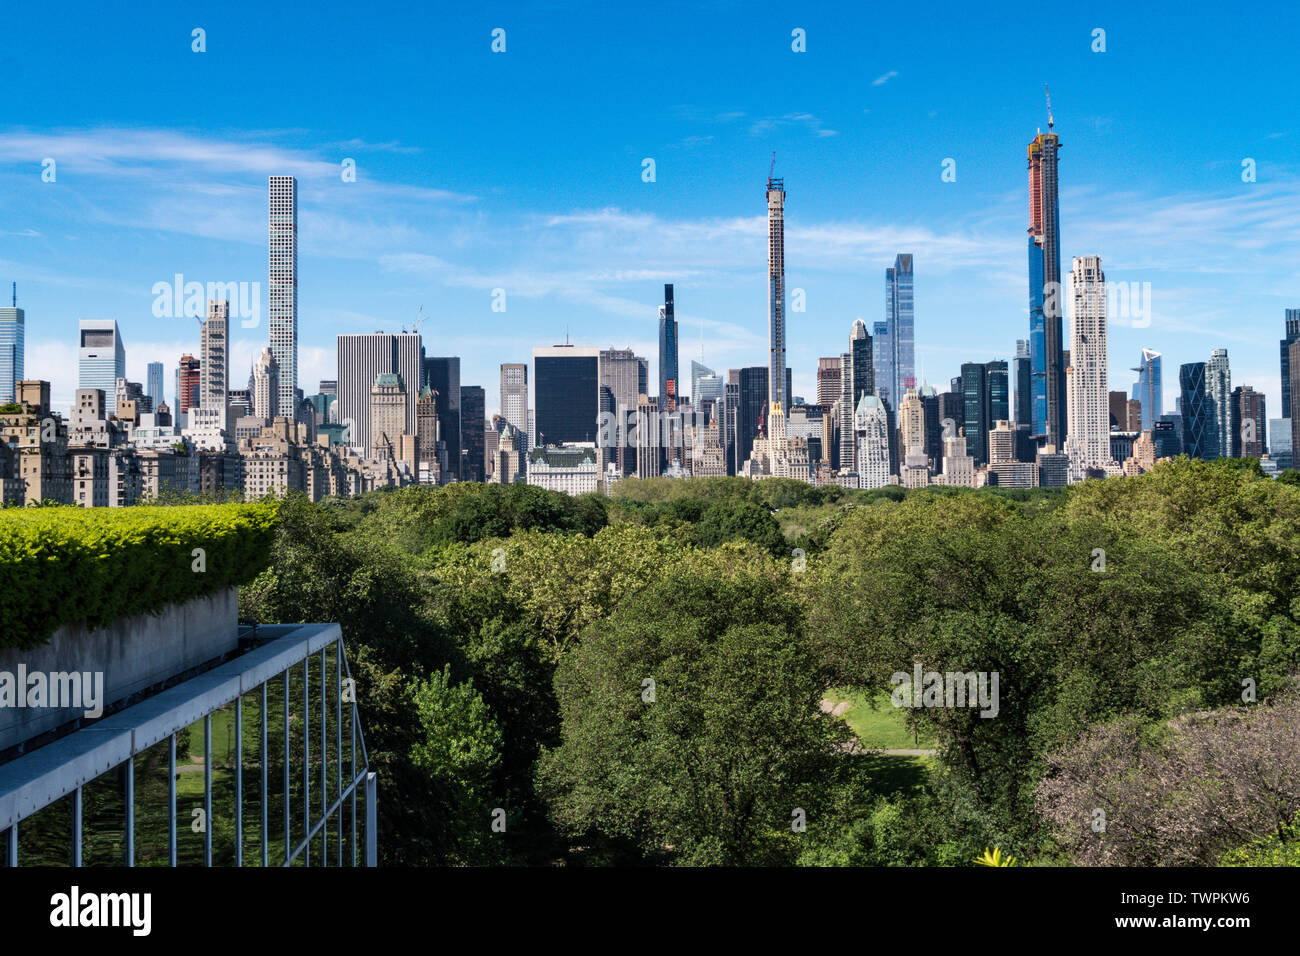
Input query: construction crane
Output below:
<box><xmin>402</xmin><ymin>305</ymin><xmax>430</xmax><ymax>335</ymax></box>
<box><xmin>1045</xmin><ymin>84</ymin><xmax>1054</xmax><ymax>132</ymax></box>
<box><xmin>768</xmin><ymin>150</ymin><xmax>776</xmax><ymax>186</ymax></box>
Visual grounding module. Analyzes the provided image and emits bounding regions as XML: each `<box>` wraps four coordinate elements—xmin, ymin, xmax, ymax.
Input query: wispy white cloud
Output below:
<box><xmin>749</xmin><ymin>113</ymin><xmax>838</xmax><ymax>138</ymax></box>
<box><xmin>871</xmin><ymin>70</ymin><xmax>898</xmax><ymax>87</ymax></box>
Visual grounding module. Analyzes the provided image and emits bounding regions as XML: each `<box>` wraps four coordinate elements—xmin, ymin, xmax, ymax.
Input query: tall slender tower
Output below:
<box><xmin>886</xmin><ymin>254</ymin><xmax>915</xmax><ymax>402</ymax></box>
<box><xmin>268</xmin><ymin>176</ymin><xmax>298</xmax><ymax>423</ymax></box>
<box><xmin>500</xmin><ymin>363</ymin><xmax>528</xmax><ymax>436</ymax></box>
<box><xmin>1207</xmin><ymin>348</ymin><xmax>1231</xmax><ymax>459</ymax></box>
<box><xmin>200</xmin><ymin>299</ymin><xmax>229</xmax><ymax>425</ymax></box>
<box><xmin>849</xmin><ymin>319</ymin><xmax>874</xmax><ymax>404</ymax></box>
<box><xmin>0</xmin><ymin>287</ymin><xmax>23</xmax><ymax>404</ymax></box>
<box><xmin>658</xmin><ymin>284</ymin><xmax>678</xmax><ymax>410</ymax></box>
<box><xmin>766</xmin><ymin>162</ymin><xmax>788</xmax><ymax>416</ymax></box>
<box><xmin>1130</xmin><ymin>348</ymin><xmax>1163</xmax><ymax>430</ymax></box>
<box><xmin>1028</xmin><ymin>91</ymin><xmax>1064</xmax><ymax>449</ymax></box>
<box><xmin>1065</xmin><ymin>256</ymin><xmax>1110</xmax><ymax>475</ymax></box>
<box><xmin>146</xmin><ymin>361</ymin><xmax>165</xmax><ymax>409</ymax></box>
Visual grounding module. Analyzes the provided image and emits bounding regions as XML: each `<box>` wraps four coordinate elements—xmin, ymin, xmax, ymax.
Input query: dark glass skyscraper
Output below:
<box><xmin>423</xmin><ymin>356</ymin><xmax>461</xmax><ymax>480</ymax></box>
<box><xmin>533</xmin><ymin>346</ymin><xmax>599</xmax><ymax>446</ymax></box>
<box><xmin>460</xmin><ymin>385</ymin><xmax>485</xmax><ymax>481</ymax></box>
<box><xmin>658</xmin><ymin>284</ymin><xmax>678</xmax><ymax>411</ymax></box>
<box><xmin>1179</xmin><ymin>362</ymin><xmax>1213</xmax><ymax>459</ymax></box>
<box><xmin>1280</xmin><ymin>309</ymin><xmax>1300</xmax><ymax>424</ymax></box>
<box><xmin>737</xmin><ymin>366</ymin><xmax>769</xmax><ymax>474</ymax></box>
<box><xmin>1027</xmin><ymin>111</ymin><xmax>1064</xmax><ymax>448</ymax></box>
<box><xmin>961</xmin><ymin>361</ymin><xmax>988</xmax><ymax>465</ymax></box>
<box><xmin>986</xmin><ymin>360</ymin><xmax>1009</xmax><ymax>427</ymax></box>
<box><xmin>850</xmin><ymin>319</ymin><xmax>873</xmax><ymax>405</ymax></box>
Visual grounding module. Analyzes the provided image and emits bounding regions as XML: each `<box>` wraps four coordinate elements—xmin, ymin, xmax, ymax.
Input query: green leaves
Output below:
<box><xmin>538</xmin><ymin>571</ymin><xmax>844</xmax><ymax>865</ymax></box>
<box><xmin>0</xmin><ymin>501</ymin><xmax>279</xmax><ymax>649</ymax></box>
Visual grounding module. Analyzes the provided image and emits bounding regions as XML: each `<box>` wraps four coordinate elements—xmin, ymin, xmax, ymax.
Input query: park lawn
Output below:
<box><xmin>824</xmin><ymin>687</ymin><xmax>937</xmax><ymax>751</ymax></box>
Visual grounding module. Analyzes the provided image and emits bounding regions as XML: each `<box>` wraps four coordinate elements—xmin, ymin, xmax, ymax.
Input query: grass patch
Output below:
<box><xmin>824</xmin><ymin>687</ymin><xmax>937</xmax><ymax>751</ymax></box>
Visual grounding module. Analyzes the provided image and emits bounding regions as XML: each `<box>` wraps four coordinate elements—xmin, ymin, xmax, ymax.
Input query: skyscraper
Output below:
<box><xmin>0</xmin><ymin>290</ymin><xmax>24</xmax><ymax>403</ymax></box>
<box><xmin>1206</xmin><ymin>348</ymin><xmax>1231</xmax><ymax>459</ymax></box>
<box><xmin>766</xmin><ymin>168</ymin><xmax>788</xmax><ymax>415</ymax></box>
<box><xmin>268</xmin><ymin>175</ymin><xmax>298</xmax><ymax>423</ymax></box>
<box><xmin>1280</xmin><ymin>309</ymin><xmax>1300</xmax><ymax>426</ymax></box>
<box><xmin>736</xmin><ymin>365</ymin><xmax>770</xmax><ymax>475</ymax></box>
<box><xmin>724</xmin><ymin>372</ymin><xmax>740</xmax><ymax>475</ymax></box>
<box><xmin>78</xmin><ymin>320</ymin><xmax>126</xmax><ymax>415</ymax></box>
<box><xmin>533</xmin><ymin>345</ymin><xmax>599</xmax><ymax>447</ymax></box>
<box><xmin>659</xmin><ymin>284</ymin><xmax>678</xmax><ymax>411</ymax></box>
<box><xmin>961</xmin><ymin>362</ymin><xmax>989</xmax><ymax>466</ymax></box>
<box><xmin>885</xmin><ymin>254</ymin><xmax>915</xmax><ymax>400</ymax></box>
<box><xmin>1230</xmin><ymin>385</ymin><xmax>1266</xmax><ymax>459</ymax></box>
<box><xmin>253</xmin><ymin>347</ymin><xmax>278</xmax><ymax>421</ymax></box>
<box><xmin>986</xmin><ymin>360</ymin><xmax>1009</xmax><ymax>430</ymax></box>
<box><xmin>1065</xmin><ymin>256</ymin><xmax>1110</xmax><ymax>473</ymax></box>
<box><xmin>460</xmin><ymin>385</ymin><xmax>486</xmax><ymax>482</ymax></box>
<box><xmin>837</xmin><ymin>352</ymin><xmax>854</xmax><ymax>471</ymax></box>
<box><xmin>369</xmin><ymin>373</ymin><xmax>408</xmax><ymax>459</ymax></box>
<box><xmin>423</xmin><ymin>356</ymin><xmax>462</xmax><ymax>480</ymax></box>
<box><xmin>500</xmin><ymin>363</ymin><xmax>528</xmax><ymax>435</ymax></box>
<box><xmin>872</xmin><ymin>320</ymin><xmax>893</xmax><ymax>412</ymax></box>
<box><xmin>146</xmin><ymin>361</ymin><xmax>164</xmax><ymax>410</ymax></box>
<box><xmin>898</xmin><ymin>388</ymin><xmax>925</xmax><ymax>455</ymax></box>
<box><xmin>816</xmin><ymin>357</ymin><xmax>842</xmax><ymax>408</ymax></box>
<box><xmin>1179</xmin><ymin>362</ymin><xmax>1213</xmax><ymax>459</ymax></box>
<box><xmin>1131</xmin><ymin>348</ymin><xmax>1163</xmax><ymax>431</ymax></box>
<box><xmin>336</xmin><ymin>333</ymin><xmax>422</xmax><ymax>457</ymax></box>
<box><xmin>691</xmin><ymin>360</ymin><xmax>722</xmax><ymax>408</ymax></box>
<box><xmin>600</xmin><ymin>348</ymin><xmax>647</xmax><ymax>475</ymax></box>
<box><xmin>1011</xmin><ymin>339</ymin><xmax>1032</xmax><ymax>430</ymax></box>
<box><xmin>850</xmin><ymin>319</ymin><xmax>874</xmax><ymax>405</ymax></box>
<box><xmin>1290</xmin><ymin>340</ymin><xmax>1300</xmax><ymax>463</ymax></box>
<box><xmin>853</xmin><ymin>394</ymin><xmax>890</xmax><ymax>489</ymax></box>
<box><xmin>1027</xmin><ymin>105</ymin><xmax>1064</xmax><ymax>448</ymax></box>
<box><xmin>200</xmin><ymin>300</ymin><xmax>229</xmax><ymax>426</ymax></box>
<box><xmin>178</xmin><ymin>354</ymin><xmax>201</xmax><ymax>415</ymax></box>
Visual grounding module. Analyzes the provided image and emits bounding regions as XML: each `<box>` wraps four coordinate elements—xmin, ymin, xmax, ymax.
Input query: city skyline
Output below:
<box><xmin>4</xmin><ymin>2</ymin><xmax>1298</xmax><ymax>428</ymax></box>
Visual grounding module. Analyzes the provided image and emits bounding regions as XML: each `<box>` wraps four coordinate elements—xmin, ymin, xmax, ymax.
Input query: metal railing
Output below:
<box><xmin>0</xmin><ymin>622</ymin><xmax>374</xmax><ymax>867</ymax></box>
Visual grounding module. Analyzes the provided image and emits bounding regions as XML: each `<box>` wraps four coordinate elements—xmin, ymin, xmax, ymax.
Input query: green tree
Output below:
<box><xmin>538</xmin><ymin>571</ymin><xmax>846</xmax><ymax>865</ymax></box>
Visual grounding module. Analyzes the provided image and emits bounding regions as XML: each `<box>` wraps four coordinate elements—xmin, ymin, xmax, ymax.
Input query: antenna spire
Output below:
<box><xmin>1045</xmin><ymin>84</ymin><xmax>1054</xmax><ymax>132</ymax></box>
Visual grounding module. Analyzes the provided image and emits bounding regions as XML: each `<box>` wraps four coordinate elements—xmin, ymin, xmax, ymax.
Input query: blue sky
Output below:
<box><xmin>4</xmin><ymin>0</ymin><xmax>1299</xmax><ymax>430</ymax></box>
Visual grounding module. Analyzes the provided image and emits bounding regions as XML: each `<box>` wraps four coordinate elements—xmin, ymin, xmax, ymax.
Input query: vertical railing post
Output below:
<box><xmin>261</xmin><ymin>681</ymin><xmax>268</xmax><ymax>868</ymax></box>
<box><xmin>303</xmin><ymin>657</ymin><xmax>310</xmax><ymax>866</ymax></box>
<box><xmin>320</xmin><ymin>647</ymin><xmax>327</xmax><ymax>864</ymax></box>
<box><xmin>203</xmin><ymin>714</ymin><xmax>212</xmax><ymax>866</ymax></box>
<box><xmin>168</xmin><ymin>733</ymin><xmax>177</xmax><ymax>866</ymax></box>
<box><xmin>72</xmin><ymin>787</ymin><xmax>82</xmax><ymax>867</ymax></box>
<box><xmin>364</xmin><ymin>772</ymin><xmax>377</xmax><ymax>867</ymax></box>
<box><xmin>235</xmin><ymin>695</ymin><xmax>243</xmax><ymax>867</ymax></box>
<box><xmin>125</xmin><ymin>757</ymin><xmax>135</xmax><ymax>866</ymax></box>
<box><xmin>283</xmin><ymin>670</ymin><xmax>290</xmax><ymax>865</ymax></box>
<box><xmin>336</xmin><ymin>640</ymin><xmax>343</xmax><ymax>867</ymax></box>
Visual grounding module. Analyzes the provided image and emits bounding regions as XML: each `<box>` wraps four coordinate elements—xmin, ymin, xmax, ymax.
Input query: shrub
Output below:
<box><xmin>0</xmin><ymin>502</ymin><xmax>279</xmax><ymax>649</ymax></box>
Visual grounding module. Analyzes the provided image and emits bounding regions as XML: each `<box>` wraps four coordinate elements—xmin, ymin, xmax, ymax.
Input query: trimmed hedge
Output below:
<box><xmin>0</xmin><ymin>502</ymin><xmax>279</xmax><ymax>650</ymax></box>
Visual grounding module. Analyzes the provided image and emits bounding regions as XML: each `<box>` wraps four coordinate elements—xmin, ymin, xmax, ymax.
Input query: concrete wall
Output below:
<box><xmin>0</xmin><ymin>587</ymin><xmax>239</xmax><ymax>754</ymax></box>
